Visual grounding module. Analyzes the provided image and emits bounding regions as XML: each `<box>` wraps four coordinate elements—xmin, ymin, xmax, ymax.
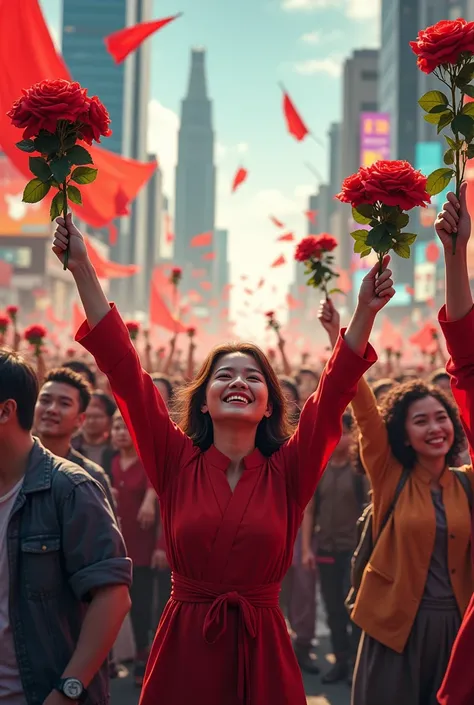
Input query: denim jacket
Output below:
<box><xmin>8</xmin><ymin>439</ymin><xmax>132</xmax><ymax>705</ymax></box>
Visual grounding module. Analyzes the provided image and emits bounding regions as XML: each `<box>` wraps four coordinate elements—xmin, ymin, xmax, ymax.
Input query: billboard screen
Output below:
<box><xmin>415</xmin><ymin>142</ymin><xmax>449</xmax><ymax>227</ymax></box>
<box><xmin>414</xmin><ymin>239</ymin><xmax>437</xmax><ymax>302</ymax></box>
<box><xmin>0</xmin><ymin>154</ymin><xmax>50</xmax><ymax>236</ymax></box>
<box><xmin>360</xmin><ymin>112</ymin><xmax>390</xmax><ymax>167</ymax></box>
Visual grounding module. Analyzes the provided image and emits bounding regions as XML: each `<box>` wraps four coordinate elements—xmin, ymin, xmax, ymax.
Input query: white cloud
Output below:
<box><xmin>147</xmin><ymin>99</ymin><xmax>180</xmax><ymax>196</ymax></box>
<box><xmin>346</xmin><ymin>0</ymin><xmax>380</xmax><ymax>19</ymax></box>
<box><xmin>293</xmin><ymin>56</ymin><xmax>343</xmax><ymax>77</ymax></box>
<box><xmin>301</xmin><ymin>31</ymin><xmax>321</xmax><ymax>44</ymax></box>
<box><xmin>237</xmin><ymin>142</ymin><xmax>249</xmax><ymax>154</ymax></box>
<box><xmin>283</xmin><ymin>0</ymin><xmax>381</xmax><ymax>19</ymax></box>
<box><xmin>294</xmin><ymin>184</ymin><xmax>316</xmax><ymax>201</ymax></box>
<box><xmin>283</xmin><ymin>0</ymin><xmax>339</xmax><ymax>9</ymax></box>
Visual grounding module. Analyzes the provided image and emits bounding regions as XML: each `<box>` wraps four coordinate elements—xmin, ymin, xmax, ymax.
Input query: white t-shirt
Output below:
<box><xmin>0</xmin><ymin>478</ymin><xmax>26</xmax><ymax>704</ymax></box>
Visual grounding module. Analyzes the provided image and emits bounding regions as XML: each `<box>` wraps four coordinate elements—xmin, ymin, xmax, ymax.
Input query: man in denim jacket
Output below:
<box><xmin>0</xmin><ymin>349</ymin><xmax>132</xmax><ymax>705</ymax></box>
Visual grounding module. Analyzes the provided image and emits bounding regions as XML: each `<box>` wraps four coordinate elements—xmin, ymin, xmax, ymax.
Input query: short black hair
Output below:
<box><xmin>62</xmin><ymin>360</ymin><xmax>96</xmax><ymax>388</ymax></box>
<box><xmin>372</xmin><ymin>378</ymin><xmax>395</xmax><ymax>402</ymax></box>
<box><xmin>429</xmin><ymin>368</ymin><xmax>450</xmax><ymax>386</ymax></box>
<box><xmin>278</xmin><ymin>376</ymin><xmax>300</xmax><ymax>404</ymax></box>
<box><xmin>0</xmin><ymin>348</ymin><xmax>39</xmax><ymax>431</ymax></box>
<box><xmin>43</xmin><ymin>368</ymin><xmax>92</xmax><ymax>413</ymax></box>
<box><xmin>342</xmin><ymin>411</ymin><xmax>354</xmax><ymax>431</ymax></box>
<box><xmin>381</xmin><ymin>380</ymin><xmax>464</xmax><ymax>470</ymax></box>
<box><xmin>91</xmin><ymin>390</ymin><xmax>117</xmax><ymax>418</ymax></box>
<box><xmin>151</xmin><ymin>373</ymin><xmax>174</xmax><ymax>402</ymax></box>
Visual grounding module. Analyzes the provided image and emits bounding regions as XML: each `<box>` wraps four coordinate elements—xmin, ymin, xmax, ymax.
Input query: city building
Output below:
<box><xmin>212</xmin><ymin>228</ymin><xmax>230</xmax><ymax>331</ymax></box>
<box><xmin>143</xmin><ymin>161</ymin><xmax>166</xmax><ymax>302</ymax></box>
<box><xmin>174</xmin><ymin>48</ymin><xmax>216</xmax><ymax>294</ymax></box>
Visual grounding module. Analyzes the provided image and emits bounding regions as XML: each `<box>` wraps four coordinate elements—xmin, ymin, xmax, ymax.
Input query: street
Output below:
<box><xmin>110</xmin><ymin>636</ymin><xmax>351</xmax><ymax>705</ymax></box>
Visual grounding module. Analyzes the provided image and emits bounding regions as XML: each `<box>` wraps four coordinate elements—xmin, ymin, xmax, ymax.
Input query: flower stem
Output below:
<box><xmin>62</xmin><ymin>181</ymin><xmax>69</xmax><ymax>271</ymax></box>
<box><xmin>450</xmin><ymin>68</ymin><xmax>460</xmax><ymax>255</ymax></box>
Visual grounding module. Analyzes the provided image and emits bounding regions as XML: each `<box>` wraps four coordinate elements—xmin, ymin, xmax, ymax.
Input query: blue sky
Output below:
<box><xmin>39</xmin><ymin>0</ymin><xmax>380</xmax><ymax>338</ymax></box>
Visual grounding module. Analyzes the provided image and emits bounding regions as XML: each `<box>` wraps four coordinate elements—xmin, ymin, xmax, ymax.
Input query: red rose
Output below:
<box><xmin>314</xmin><ymin>233</ymin><xmax>338</xmax><ymax>254</ymax></box>
<box><xmin>24</xmin><ymin>324</ymin><xmax>47</xmax><ymax>343</ymax></box>
<box><xmin>125</xmin><ymin>320</ymin><xmax>140</xmax><ymax>340</ymax></box>
<box><xmin>336</xmin><ymin>170</ymin><xmax>370</xmax><ymax>207</ymax></box>
<box><xmin>0</xmin><ymin>314</ymin><xmax>9</xmax><ymax>334</ymax></box>
<box><xmin>363</xmin><ymin>160</ymin><xmax>431</xmax><ymax>211</ymax></box>
<box><xmin>172</xmin><ymin>267</ymin><xmax>182</xmax><ymax>277</ymax></box>
<box><xmin>294</xmin><ymin>236</ymin><xmax>321</xmax><ymax>262</ymax></box>
<box><xmin>410</xmin><ymin>18</ymin><xmax>474</xmax><ymax>74</ymax></box>
<box><xmin>187</xmin><ymin>327</ymin><xmax>196</xmax><ymax>337</ymax></box>
<box><xmin>7</xmin><ymin>79</ymin><xmax>88</xmax><ymax>139</ymax></box>
<box><xmin>265</xmin><ymin>311</ymin><xmax>275</xmax><ymax>319</ymax></box>
<box><xmin>79</xmin><ymin>95</ymin><xmax>112</xmax><ymax>145</ymax></box>
<box><xmin>6</xmin><ymin>305</ymin><xmax>18</xmax><ymax>322</ymax></box>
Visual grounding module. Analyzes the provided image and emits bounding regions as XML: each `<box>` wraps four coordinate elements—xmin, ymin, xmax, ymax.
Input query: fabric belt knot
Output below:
<box><xmin>171</xmin><ymin>572</ymin><xmax>280</xmax><ymax>705</ymax></box>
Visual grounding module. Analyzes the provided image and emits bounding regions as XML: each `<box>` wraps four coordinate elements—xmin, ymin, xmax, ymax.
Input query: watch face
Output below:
<box><xmin>63</xmin><ymin>679</ymin><xmax>83</xmax><ymax>699</ymax></box>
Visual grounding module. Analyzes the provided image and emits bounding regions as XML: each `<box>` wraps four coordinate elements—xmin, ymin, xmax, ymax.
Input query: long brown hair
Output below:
<box><xmin>175</xmin><ymin>342</ymin><xmax>294</xmax><ymax>455</ymax></box>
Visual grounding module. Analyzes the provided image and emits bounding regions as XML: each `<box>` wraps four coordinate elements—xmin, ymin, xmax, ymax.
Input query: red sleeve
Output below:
<box><xmin>439</xmin><ymin>304</ymin><xmax>474</xmax><ymax>461</ymax></box>
<box><xmin>76</xmin><ymin>305</ymin><xmax>194</xmax><ymax>496</ymax></box>
<box><xmin>275</xmin><ymin>330</ymin><xmax>376</xmax><ymax>509</ymax></box>
<box><xmin>438</xmin><ymin>592</ymin><xmax>474</xmax><ymax>705</ymax></box>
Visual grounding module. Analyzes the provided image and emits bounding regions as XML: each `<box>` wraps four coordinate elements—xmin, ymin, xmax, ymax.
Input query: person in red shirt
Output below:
<box><xmin>434</xmin><ymin>184</ymin><xmax>474</xmax><ymax>705</ymax></box>
<box><xmin>52</xmin><ymin>215</ymin><xmax>394</xmax><ymax>705</ymax></box>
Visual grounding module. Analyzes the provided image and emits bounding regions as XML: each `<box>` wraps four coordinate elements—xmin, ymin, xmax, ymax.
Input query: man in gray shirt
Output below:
<box><xmin>0</xmin><ymin>349</ymin><xmax>132</xmax><ymax>705</ymax></box>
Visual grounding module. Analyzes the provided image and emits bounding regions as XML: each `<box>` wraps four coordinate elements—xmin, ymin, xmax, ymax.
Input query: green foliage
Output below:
<box><xmin>50</xmin><ymin>191</ymin><xmax>65</xmax><ymax>220</ymax></box>
<box><xmin>15</xmin><ymin>139</ymin><xmax>36</xmax><ymax>153</ymax></box>
<box><xmin>67</xmin><ymin>184</ymin><xmax>82</xmax><ymax>205</ymax></box>
<box><xmin>455</xmin><ymin>62</ymin><xmax>474</xmax><ymax>87</ymax></box>
<box><xmin>28</xmin><ymin>156</ymin><xmax>52</xmax><ymax>182</ymax></box>
<box><xmin>352</xmin><ymin>205</ymin><xmax>373</xmax><ymax>224</ymax></box>
<box><xmin>22</xmin><ymin>178</ymin><xmax>50</xmax><ymax>204</ymax></box>
<box><xmin>34</xmin><ymin>132</ymin><xmax>60</xmax><ymax>156</ymax></box>
<box><xmin>66</xmin><ymin>145</ymin><xmax>93</xmax><ymax>166</ymax></box>
<box><xmin>71</xmin><ymin>167</ymin><xmax>98</xmax><ymax>184</ymax></box>
<box><xmin>461</xmin><ymin>84</ymin><xmax>474</xmax><ymax>98</ymax></box>
<box><xmin>50</xmin><ymin>156</ymin><xmax>72</xmax><ymax>184</ymax></box>
<box><xmin>426</xmin><ymin>167</ymin><xmax>455</xmax><ymax>196</ymax></box>
<box><xmin>444</xmin><ymin>149</ymin><xmax>455</xmax><ymax>165</ymax></box>
<box><xmin>418</xmin><ymin>91</ymin><xmax>449</xmax><ymax>112</ymax></box>
<box><xmin>452</xmin><ymin>113</ymin><xmax>474</xmax><ymax>139</ymax></box>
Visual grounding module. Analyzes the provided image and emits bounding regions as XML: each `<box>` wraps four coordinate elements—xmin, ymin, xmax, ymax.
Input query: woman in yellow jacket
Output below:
<box><xmin>318</xmin><ymin>299</ymin><xmax>473</xmax><ymax>705</ymax></box>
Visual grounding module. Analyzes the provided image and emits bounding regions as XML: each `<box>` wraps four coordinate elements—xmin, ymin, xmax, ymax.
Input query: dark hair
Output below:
<box><xmin>151</xmin><ymin>373</ymin><xmax>174</xmax><ymax>402</ymax></box>
<box><xmin>429</xmin><ymin>368</ymin><xmax>450</xmax><ymax>386</ymax></box>
<box><xmin>90</xmin><ymin>390</ymin><xmax>117</xmax><ymax>418</ymax></box>
<box><xmin>62</xmin><ymin>360</ymin><xmax>96</xmax><ymax>388</ymax></box>
<box><xmin>372</xmin><ymin>378</ymin><xmax>395</xmax><ymax>402</ymax></box>
<box><xmin>176</xmin><ymin>342</ymin><xmax>294</xmax><ymax>455</ymax></box>
<box><xmin>43</xmin><ymin>368</ymin><xmax>91</xmax><ymax>413</ymax></box>
<box><xmin>342</xmin><ymin>411</ymin><xmax>354</xmax><ymax>432</ymax></box>
<box><xmin>278</xmin><ymin>376</ymin><xmax>300</xmax><ymax>404</ymax></box>
<box><xmin>296</xmin><ymin>367</ymin><xmax>320</xmax><ymax>384</ymax></box>
<box><xmin>381</xmin><ymin>380</ymin><xmax>464</xmax><ymax>469</ymax></box>
<box><xmin>0</xmin><ymin>348</ymin><xmax>38</xmax><ymax>431</ymax></box>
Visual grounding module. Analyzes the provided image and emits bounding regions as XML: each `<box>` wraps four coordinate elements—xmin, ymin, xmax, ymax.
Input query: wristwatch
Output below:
<box><xmin>55</xmin><ymin>678</ymin><xmax>85</xmax><ymax>700</ymax></box>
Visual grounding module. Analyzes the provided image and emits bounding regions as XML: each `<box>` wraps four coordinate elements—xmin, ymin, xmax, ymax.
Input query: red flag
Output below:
<box><xmin>105</xmin><ymin>14</ymin><xmax>182</xmax><ymax>64</ymax></box>
<box><xmin>202</xmin><ymin>252</ymin><xmax>216</xmax><ymax>261</ymax></box>
<box><xmin>45</xmin><ymin>306</ymin><xmax>69</xmax><ymax>329</ymax></box>
<box><xmin>232</xmin><ymin>167</ymin><xmax>248</xmax><ymax>193</ymax></box>
<box><xmin>190</xmin><ymin>231</ymin><xmax>212</xmax><ymax>247</ymax></box>
<box><xmin>286</xmin><ymin>293</ymin><xmax>302</xmax><ymax>310</ymax></box>
<box><xmin>270</xmin><ymin>216</ymin><xmax>284</xmax><ymax>228</ymax></box>
<box><xmin>149</xmin><ymin>271</ymin><xmax>186</xmax><ymax>334</ymax></box>
<box><xmin>271</xmin><ymin>255</ymin><xmax>286</xmax><ymax>268</ymax></box>
<box><xmin>85</xmin><ymin>238</ymin><xmax>139</xmax><ymax>279</ymax></box>
<box><xmin>282</xmin><ymin>89</ymin><xmax>309</xmax><ymax>141</ymax></box>
<box><xmin>305</xmin><ymin>210</ymin><xmax>317</xmax><ymax>223</ymax></box>
<box><xmin>72</xmin><ymin>302</ymin><xmax>83</xmax><ymax>333</ymax></box>
<box><xmin>410</xmin><ymin>322</ymin><xmax>438</xmax><ymax>352</ymax></box>
<box><xmin>277</xmin><ymin>232</ymin><xmax>295</xmax><ymax>242</ymax></box>
<box><xmin>108</xmin><ymin>223</ymin><xmax>118</xmax><ymax>246</ymax></box>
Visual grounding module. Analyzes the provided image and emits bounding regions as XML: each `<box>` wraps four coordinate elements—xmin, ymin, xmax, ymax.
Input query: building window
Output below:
<box><xmin>361</xmin><ymin>70</ymin><xmax>378</xmax><ymax>80</ymax></box>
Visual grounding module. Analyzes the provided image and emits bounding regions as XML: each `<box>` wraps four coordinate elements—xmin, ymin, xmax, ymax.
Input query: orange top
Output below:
<box><xmin>351</xmin><ymin>377</ymin><xmax>473</xmax><ymax>653</ymax></box>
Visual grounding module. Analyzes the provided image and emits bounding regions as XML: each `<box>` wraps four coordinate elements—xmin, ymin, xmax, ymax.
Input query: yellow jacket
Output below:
<box><xmin>351</xmin><ymin>378</ymin><xmax>473</xmax><ymax>653</ymax></box>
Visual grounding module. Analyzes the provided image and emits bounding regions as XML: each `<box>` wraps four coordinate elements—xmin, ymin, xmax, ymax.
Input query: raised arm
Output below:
<box><xmin>279</xmin><ymin>257</ymin><xmax>394</xmax><ymax>508</ymax></box>
<box><xmin>52</xmin><ymin>216</ymin><xmax>193</xmax><ymax>495</ymax></box>
<box><xmin>436</xmin><ymin>185</ymin><xmax>474</xmax><ymax>453</ymax></box>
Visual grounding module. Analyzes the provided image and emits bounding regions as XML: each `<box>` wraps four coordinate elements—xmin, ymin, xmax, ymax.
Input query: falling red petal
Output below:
<box><xmin>202</xmin><ymin>252</ymin><xmax>216</xmax><ymax>261</ymax></box>
<box><xmin>271</xmin><ymin>255</ymin><xmax>286</xmax><ymax>268</ymax></box>
<box><xmin>108</xmin><ymin>223</ymin><xmax>118</xmax><ymax>246</ymax></box>
<box><xmin>277</xmin><ymin>232</ymin><xmax>295</xmax><ymax>242</ymax></box>
<box><xmin>232</xmin><ymin>167</ymin><xmax>248</xmax><ymax>193</ymax></box>
<box><xmin>270</xmin><ymin>216</ymin><xmax>284</xmax><ymax>228</ymax></box>
<box><xmin>305</xmin><ymin>210</ymin><xmax>317</xmax><ymax>224</ymax></box>
<box><xmin>190</xmin><ymin>231</ymin><xmax>213</xmax><ymax>247</ymax></box>
<box><xmin>282</xmin><ymin>90</ymin><xmax>309</xmax><ymax>142</ymax></box>
<box><xmin>105</xmin><ymin>14</ymin><xmax>182</xmax><ymax>64</ymax></box>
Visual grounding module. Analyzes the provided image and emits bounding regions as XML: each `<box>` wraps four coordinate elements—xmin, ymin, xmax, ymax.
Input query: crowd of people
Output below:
<box><xmin>1</xmin><ymin>188</ymin><xmax>474</xmax><ymax>705</ymax></box>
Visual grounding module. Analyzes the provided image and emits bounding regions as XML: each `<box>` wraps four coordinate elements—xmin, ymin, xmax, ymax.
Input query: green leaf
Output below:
<box><xmin>71</xmin><ymin>166</ymin><xmax>98</xmax><ymax>185</ymax></box>
<box><xmin>396</xmin><ymin>212</ymin><xmax>409</xmax><ymax>229</ymax></box>
<box><xmin>444</xmin><ymin>149</ymin><xmax>455</xmax><ymax>165</ymax></box>
<box><xmin>22</xmin><ymin>178</ymin><xmax>50</xmax><ymax>204</ymax></box>
<box><xmin>360</xmin><ymin>247</ymin><xmax>372</xmax><ymax>258</ymax></box>
<box><xmin>50</xmin><ymin>156</ymin><xmax>71</xmax><ymax>184</ymax></box>
<box><xmin>63</xmin><ymin>133</ymin><xmax>78</xmax><ymax>151</ymax></box>
<box><xmin>15</xmin><ymin>139</ymin><xmax>36</xmax><ymax>153</ymax></box>
<box><xmin>366</xmin><ymin>223</ymin><xmax>389</xmax><ymax>248</ymax></box>
<box><xmin>28</xmin><ymin>156</ymin><xmax>52</xmax><ymax>182</ymax></box>
<box><xmin>66</xmin><ymin>145</ymin><xmax>93</xmax><ymax>166</ymax></box>
<box><xmin>467</xmin><ymin>144</ymin><xmax>474</xmax><ymax>159</ymax></box>
<box><xmin>34</xmin><ymin>132</ymin><xmax>60</xmax><ymax>155</ymax></box>
<box><xmin>393</xmin><ymin>242</ymin><xmax>411</xmax><ymax>258</ymax></box>
<box><xmin>429</xmin><ymin>104</ymin><xmax>451</xmax><ymax>114</ymax></box>
<box><xmin>424</xmin><ymin>113</ymin><xmax>445</xmax><ymax>125</ymax></box>
<box><xmin>418</xmin><ymin>90</ymin><xmax>449</xmax><ymax>112</ymax></box>
<box><xmin>426</xmin><ymin>167</ymin><xmax>455</xmax><ymax>196</ymax></box>
<box><xmin>452</xmin><ymin>112</ymin><xmax>474</xmax><ymax>139</ymax></box>
<box><xmin>437</xmin><ymin>111</ymin><xmax>454</xmax><ymax>133</ymax></box>
<box><xmin>50</xmin><ymin>190</ymin><xmax>65</xmax><ymax>220</ymax></box>
<box><xmin>352</xmin><ymin>205</ymin><xmax>372</xmax><ymax>224</ymax></box>
<box><xmin>67</xmin><ymin>184</ymin><xmax>82</xmax><ymax>205</ymax></box>
<box><xmin>462</xmin><ymin>84</ymin><xmax>474</xmax><ymax>98</ymax></box>
<box><xmin>350</xmin><ymin>229</ymin><xmax>368</xmax><ymax>242</ymax></box>
<box><xmin>354</xmin><ymin>238</ymin><xmax>369</xmax><ymax>254</ymax></box>
<box><xmin>445</xmin><ymin>135</ymin><xmax>458</xmax><ymax>149</ymax></box>
<box><xmin>462</xmin><ymin>102</ymin><xmax>474</xmax><ymax>117</ymax></box>
<box><xmin>455</xmin><ymin>62</ymin><xmax>474</xmax><ymax>87</ymax></box>
<box><xmin>398</xmin><ymin>233</ymin><xmax>417</xmax><ymax>245</ymax></box>
<box><xmin>328</xmin><ymin>288</ymin><xmax>345</xmax><ymax>296</ymax></box>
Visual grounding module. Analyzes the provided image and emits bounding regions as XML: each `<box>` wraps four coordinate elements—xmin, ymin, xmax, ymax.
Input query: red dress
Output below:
<box><xmin>438</xmin><ymin>305</ymin><xmax>474</xmax><ymax>705</ymax></box>
<box><xmin>77</xmin><ymin>305</ymin><xmax>374</xmax><ymax>705</ymax></box>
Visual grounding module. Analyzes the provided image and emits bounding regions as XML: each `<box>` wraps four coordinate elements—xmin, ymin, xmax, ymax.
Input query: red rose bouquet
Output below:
<box><xmin>6</xmin><ymin>305</ymin><xmax>18</xmax><ymax>325</ymax></box>
<box><xmin>337</xmin><ymin>160</ymin><xmax>430</xmax><ymax>272</ymax></box>
<box><xmin>7</xmin><ymin>79</ymin><xmax>112</xmax><ymax>269</ymax></box>
<box><xmin>265</xmin><ymin>311</ymin><xmax>280</xmax><ymax>332</ymax></box>
<box><xmin>24</xmin><ymin>324</ymin><xmax>47</xmax><ymax>357</ymax></box>
<box><xmin>187</xmin><ymin>327</ymin><xmax>196</xmax><ymax>338</ymax></box>
<box><xmin>170</xmin><ymin>266</ymin><xmax>182</xmax><ymax>287</ymax></box>
<box><xmin>411</xmin><ymin>18</ymin><xmax>474</xmax><ymax>251</ymax></box>
<box><xmin>125</xmin><ymin>320</ymin><xmax>140</xmax><ymax>341</ymax></box>
<box><xmin>294</xmin><ymin>233</ymin><xmax>340</xmax><ymax>299</ymax></box>
<box><xmin>0</xmin><ymin>314</ymin><xmax>9</xmax><ymax>336</ymax></box>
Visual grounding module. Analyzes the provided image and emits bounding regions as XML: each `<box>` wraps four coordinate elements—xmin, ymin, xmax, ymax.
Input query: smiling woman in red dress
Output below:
<box><xmin>52</xmin><ymin>215</ymin><xmax>394</xmax><ymax>705</ymax></box>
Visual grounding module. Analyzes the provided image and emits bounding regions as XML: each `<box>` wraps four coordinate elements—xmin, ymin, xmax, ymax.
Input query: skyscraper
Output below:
<box><xmin>174</xmin><ymin>49</ymin><xmax>216</xmax><ymax>291</ymax></box>
<box><xmin>213</xmin><ymin>229</ymin><xmax>230</xmax><ymax>330</ymax></box>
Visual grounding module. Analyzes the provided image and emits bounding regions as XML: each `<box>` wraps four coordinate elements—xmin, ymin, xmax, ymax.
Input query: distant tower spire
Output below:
<box><xmin>186</xmin><ymin>47</ymin><xmax>208</xmax><ymax>100</ymax></box>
